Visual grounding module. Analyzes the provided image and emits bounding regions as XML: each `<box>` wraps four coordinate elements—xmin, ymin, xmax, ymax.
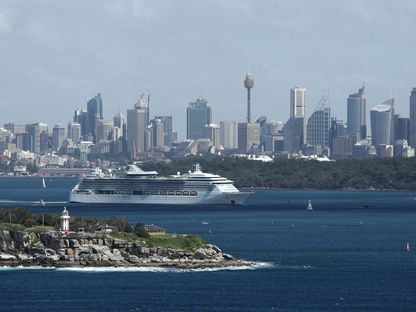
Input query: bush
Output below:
<box><xmin>134</xmin><ymin>223</ymin><xmax>150</xmax><ymax>238</ymax></box>
<box><xmin>24</xmin><ymin>218</ymin><xmax>38</xmax><ymax>228</ymax></box>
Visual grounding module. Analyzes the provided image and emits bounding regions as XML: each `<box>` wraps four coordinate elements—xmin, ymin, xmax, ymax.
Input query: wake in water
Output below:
<box><xmin>0</xmin><ymin>262</ymin><xmax>275</xmax><ymax>273</ymax></box>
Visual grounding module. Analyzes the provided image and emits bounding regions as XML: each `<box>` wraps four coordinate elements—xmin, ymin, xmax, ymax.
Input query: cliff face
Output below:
<box><xmin>0</xmin><ymin>230</ymin><xmax>239</xmax><ymax>268</ymax></box>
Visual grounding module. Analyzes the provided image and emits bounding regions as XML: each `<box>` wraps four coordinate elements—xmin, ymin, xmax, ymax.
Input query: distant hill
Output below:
<box><xmin>142</xmin><ymin>156</ymin><xmax>416</xmax><ymax>191</ymax></box>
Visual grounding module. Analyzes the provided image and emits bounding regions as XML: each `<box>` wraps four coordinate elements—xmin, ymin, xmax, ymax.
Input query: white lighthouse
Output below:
<box><xmin>60</xmin><ymin>207</ymin><xmax>70</xmax><ymax>232</ymax></box>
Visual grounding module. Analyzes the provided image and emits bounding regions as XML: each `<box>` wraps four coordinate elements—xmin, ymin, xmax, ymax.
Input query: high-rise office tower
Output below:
<box><xmin>283</xmin><ymin>117</ymin><xmax>304</xmax><ymax>153</ymax></box>
<box><xmin>307</xmin><ymin>99</ymin><xmax>331</xmax><ymax>150</ymax></box>
<box><xmin>154</xmin><ymin>116</ymin><xmax>173</xmax><ymax>147</ymax></box>
<box><xmin>347</xmin><ymin>86</ymin><xmax>366</xmax><ymax>139</ymax></box>
<box><xmin>256</xmin><ymin>116</ymin><xmax>267</xmax><ymax>149</ymax></box>
<box><xmin>220</xmin><ymin>121</ymin><xmax>237</xmax><ymax>149</ymax></box>
<box><xmin>3</xmin><ymin>122</ymin><xmax>26</xmax><ymax>135</ymax></box>
<box><xmin>409</xmin><ymin>88</ymin><xmax>416</xmax><ymax>147</ymax></box>
<box><xmin>204</xmin><ymin>123</ymin><xmax>221</xmax><ymax>148</ymax></box>
<box><xmin>68</xmin><ymin>122</ymin><xmax>81</xmax><ymax>144</ymax></box>
<box><xmin>113</xmin><ymin>113</ymin><xmax>126</xmax><ymax>138</ymax></box>
<box><xmin>52</xmin><ymin>123</ymin><xmax>66</xmax><ymax>152</ymax></box>
<box><xmin>370</xmin><ymin>99</ymin><xmax>394</xmax><ymax>147</ymax></box>
<box><xmin>86</xmin><ymin>93</ymin><xmax>103</xmax><ymax>142</ymax></box>
<box><xmin>73</xmin><ymin>109</ymin><xmax>89</xmax><ymax>139</ymax></box>
<box><xmin>16</xmin><ymin>133</ymin><xmax>31</xmax><ymax>151</ymax></box>
<box><xmin>237</xmin><ymin>122</ymin><xmax>260</xmax><ymax>153</ymax></box>
<box><xmin>244</xmin><ymin>74</ymin><xmax>254</xmax><ymax>123</ymax></box>
<box><xmin>26</xmin><ymin>123</ymin><xmax>48</xmax><ymax>154</ymax></box>
<box><xmin>127</xmin><ymin>94</ymin><xmax>150</xmax><ymax>155</ymax></box>
<box><xmin>290</xmin><ymin>87</ymin><xmax>307</xmax><ymax>144</ymax></box>
<box><xmin>394</xmin><ymin>115</ymin><xmax>409</xmax><ymax>142</ymax></box>
<box><xmin>150</xmin><ymin>118</ymin><xmax>165</xmax><ymax>148</ymax></box>
<box><xmin>95</xmin><ymin>119</ymin><xmax>114</xmax><ymax>143</ymax></box>
<box><xmin>186</xmin><ymin>98</ymin><xmax>212</xmax><ymax>140</ymax></box>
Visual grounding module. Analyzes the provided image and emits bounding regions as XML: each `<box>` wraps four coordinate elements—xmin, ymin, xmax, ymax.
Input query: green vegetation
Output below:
<box><xmin>27</xmin><ymin>226</ymin><xmax>54</xmax><ymax>234</ymax></box>
<box><xmin>146</xmin><ymin>234</ymin><xmax>205</xmax><ymax>250</ymax></box>
<box><xmin>0</xmin><ymin>208</ymin><xmax>206</xmax><ymax>250</ymax></box>
<box><xmin>141</xmin><ymin>156</ymin><xmax>416</xmax><ymax>190</ymax></box>
<box><xmin>0</xmin><ymin>222</ymin><xmax>26</xmax><ymax>231</ymax></box>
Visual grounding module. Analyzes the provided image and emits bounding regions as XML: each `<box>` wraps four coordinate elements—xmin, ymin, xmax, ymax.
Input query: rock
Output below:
<box><xmin>69</xmin><ymin>239</ymin><xmax>80</xmax><ymax>248</ymax></box>
<box><xmin>45</xmin><ymin>248</ymin><xmax>56</xmax><ymax>256</ymax></box>
<box><xmin>65</xmin><ymin>249</ymin><xmax>75</xmax><ymax>256</ymax></box>
<box><xmin>111</xmin><ymin>249</ymin><xmax>124</xmax><ymax>262</ymax></box>
<box><xmin>0</xmin><ymin>253</ymin><xmax>16</xmax><ymax>260</ymax></box>
<box><xmin>128</xmin><ymin>255</ymin><xmax>140</xmax><ymax>263</ymax></box>
<box><xmin>206</xmin><ymin>244</ymin><xmax>222</xmax><ymax>253</ymax></box>
<box><xmin>140</xmin><ymin>247</ymin><xmax>150</xmax><ymax>255</ymax></box>
<box><xmin>222</xmin><ymin>253</ymin><xmax>235</xmax><ymax>260</ymax></box>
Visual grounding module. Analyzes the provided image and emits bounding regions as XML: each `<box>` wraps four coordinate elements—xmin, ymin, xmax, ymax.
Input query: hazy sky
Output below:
<box><xmin>1</xmin><ymin>0</ymin><xmax>415</xmax><ymax>138</ymax></box>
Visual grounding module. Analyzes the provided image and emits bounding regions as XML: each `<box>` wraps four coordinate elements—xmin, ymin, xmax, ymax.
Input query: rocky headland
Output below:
<box><xmin>0</xmin><ymin>229</ymin><xmax>249</xmax><ymax>269</ymax></box>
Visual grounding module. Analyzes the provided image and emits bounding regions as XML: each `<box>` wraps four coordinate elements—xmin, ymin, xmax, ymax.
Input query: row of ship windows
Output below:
<box><xmin>82</xmin><ymin>184</ymin><xmax>208</xmax><ymax>190</ymax></box>
<box><xmin>93</xmin><ymin>190</ymin><xmax>199</xmax><ymax>196</ymax></box>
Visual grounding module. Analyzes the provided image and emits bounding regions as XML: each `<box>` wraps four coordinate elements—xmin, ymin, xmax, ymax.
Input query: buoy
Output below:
<box><xmin>405</xmin><ymin>242</ymin><xmax>411</xmax><ymax>252</ymax></box>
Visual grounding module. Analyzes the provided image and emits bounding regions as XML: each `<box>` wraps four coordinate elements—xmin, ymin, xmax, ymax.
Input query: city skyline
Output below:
<box><xmin>1</xmin><ymin>1</ymin><xmax>416</xmax><ymax>138</ymax></box>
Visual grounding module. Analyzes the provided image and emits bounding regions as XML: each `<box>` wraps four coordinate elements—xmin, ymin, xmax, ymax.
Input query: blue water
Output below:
<box><xmin>0</xmin><ymin>177</ymin><xmax>416</xmax><ymax>311</ymax></box>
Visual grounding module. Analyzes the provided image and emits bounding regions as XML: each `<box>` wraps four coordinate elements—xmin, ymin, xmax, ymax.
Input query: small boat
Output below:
<box><xmin>201</xmin><ymin>220</ymin><xmax>209</xmax><ymax>225</ymax></box>
<box><xmin>307</xmin><ymin>200</ymin><xmax>313</xmax><ymax>211</ymax></box>
<box><xmin>40</xmin><ymin>198</ymin><xmax>45</xmax><ymax>206</ymax></box>
<box><xmin>405</xmin><ymin>242</ymin><xmax>411</xmax><ymax>252</ymax></box>
<box><xmin>42</xmin><ymin>177</ymin><xmax>46</xmax><ymax>189</ymax></box>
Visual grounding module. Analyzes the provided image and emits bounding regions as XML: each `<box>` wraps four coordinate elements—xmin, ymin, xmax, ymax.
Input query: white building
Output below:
<box><xmin>290</xmin><ymin>87</ymin><xmax>307</xmax><ymax>144</ymax></box>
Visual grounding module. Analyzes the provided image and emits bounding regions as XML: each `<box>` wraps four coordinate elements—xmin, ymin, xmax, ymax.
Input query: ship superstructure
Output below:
<box><xmin>69</xmin><ymin>164</ymin><xmax>252</xmax><ymax>205</ymax></box>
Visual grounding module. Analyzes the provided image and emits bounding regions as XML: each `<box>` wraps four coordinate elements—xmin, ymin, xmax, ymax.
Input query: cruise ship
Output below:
<box><xmin>69</xmin><ymin>164</ymin><xmax>252</xmax><ymax>205</ymax></box>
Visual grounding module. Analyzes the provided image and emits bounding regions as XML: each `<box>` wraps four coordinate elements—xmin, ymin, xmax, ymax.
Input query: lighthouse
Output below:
<box><xmin>60</xmin><ymin>207</ymin><xmax>70</xmax><ymax>232</ymax></box>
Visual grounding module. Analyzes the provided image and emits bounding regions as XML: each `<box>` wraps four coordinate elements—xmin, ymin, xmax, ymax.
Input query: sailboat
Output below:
<box><xmin>307</xmin><ymin>200</ymin><xmax>313</xmax><ymax>211</ymax></box>
<box><xmin>42</xmin><ymin>177</ymin><xmax>46</xmax><ymax>188</ymax></box>
<box><xmin>40</xmin><ymin>198</ymin><xmax>45</xmax><ymax>206</ymax></box>
<box><xmin>405</xmin><ymin>242</ymin><xmax>411</xmax><ymax>252</ymax></box>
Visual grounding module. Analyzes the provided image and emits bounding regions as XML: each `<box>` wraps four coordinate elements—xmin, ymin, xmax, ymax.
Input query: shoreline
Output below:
<box><xmin>0</xmin><ymin>259</ymin><xmax>254</xmax><ymax>270</ymax></box>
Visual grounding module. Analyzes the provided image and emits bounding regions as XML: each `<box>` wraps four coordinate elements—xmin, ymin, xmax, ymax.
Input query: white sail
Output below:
<box><xmin>42</xmin><ymin>178</ymin><xmax>46</xmax><ymax>188</ymax></box>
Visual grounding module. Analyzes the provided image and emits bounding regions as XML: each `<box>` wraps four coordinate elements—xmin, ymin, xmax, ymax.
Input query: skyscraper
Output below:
<box><xmin>307</xmin><ymin>97</ymin><xmax>330</xmax><ymax>152</ymax></box>
<box><xmin>150</xmin><ymin>118</ymin><xmax>165</xmax><ymax>148</ymax></box>
<box><xmin>186</xmin><ymin>98</ymin><xmax>212</xmax><ymax>140</ymax></box>
<box><xmin>204</xmin><ymin>123</ymin><xmax>221</xmax><ymax>148</ymax></box>
<box><xmin>347</xmin><ymin>86</ymin><xmax>366</xmax><ymax>139</ymax></box>
<box><xmin>394</xmin><ymin>115</ymin><xmax>409</xmax><ymax>142</ymax></box>
<box><xmin>290</xmin><ymin>87</ymin><xmax>307</xmax><ymax>144</ymax></box>
<box><xmin>95</xmin><ymin>119</ymin><xmax>114</xmax><ymax>143</ymax></box>
<box><xmin>113</xmin><ymin>113</ymin><xmax>126</xmax><ymax>138</ymax></box>
<box><xmin>409</xmin><ymin>88</ymin><xmax>416</xmax><ymax>147</ymax></box>
<box><xmin>244</xmin><ymin>74</ymin><xmax>254</xmax><ymax>123</ymax></box>
<box><xmin>68</xmin><ymin>122</ymin><xmax>81</xmax><ymax>144</ymax></box>
<box><xmin>52</xmin><ymin>123</ymin><xmax>66</xmax><ymax>152</ymax></box>
<box><xmin>127</xmin><ymin>94</ymin><xmax>150</xmax><ymax>156</ymax></box>
<box><xmin>370</xmin><ymin>99</ymin><xmax>394</xmax><ymax>147</ymax></box>
<box><xmin>220</xmin><ymin>121</ymin><xmax>237</xmax><ymax>149</ymax></box>
<box><xmin>26</xmin><ymin>123</ymin><xmax>48</xmax><ymax>154</ymax></box>
<box><xmin>86</xmin><ymin>93</ymin><xmax>103</xmax><ymax>142</ymax></box>
<box><xmin>154</xmin><ymin>116</ymin><xmax>173</xmax><ymax>147</ymax></box>
<box><xmin>237</xmin><ymin>122</ymin><xmax>260</xmax><ymax>153</ymax></box>
<box><xmin>73</xmin><ymin>109</ymin><xmax>89</xmax><ymax>139</ymax></box>
<box><xmin>283</xmin><ymin>117</ymin><xmax>304</xmax><ymax>153</ymax></box>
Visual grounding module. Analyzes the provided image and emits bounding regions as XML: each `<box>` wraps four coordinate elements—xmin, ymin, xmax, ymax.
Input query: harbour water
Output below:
<box><xmin>1</xmin><ymin>177</ymin><xmax>416</xmax><ymax>311</ymax></box>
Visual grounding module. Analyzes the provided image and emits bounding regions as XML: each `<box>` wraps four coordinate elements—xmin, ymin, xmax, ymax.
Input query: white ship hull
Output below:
<box><xmin>69</xmin><ymin>189</ymin><xmax>252</xmax><ymax>205</ymax></box>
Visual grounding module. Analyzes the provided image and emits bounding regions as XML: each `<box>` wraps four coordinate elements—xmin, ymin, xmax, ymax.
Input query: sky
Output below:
<box><xmin>0</xmin><ymin>0</ymin><xmax>415</xmax><ymax>138</ymax></box>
